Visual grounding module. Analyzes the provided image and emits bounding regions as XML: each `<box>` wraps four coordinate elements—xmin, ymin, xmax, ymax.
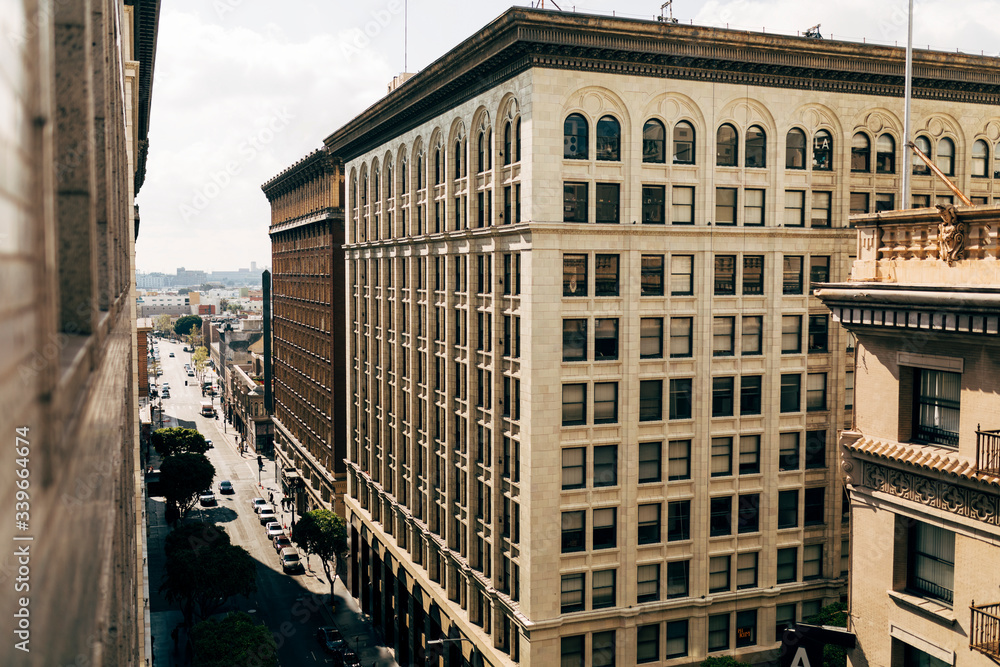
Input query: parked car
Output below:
<box><xmin>187</xmin><ymin>370</ymin><xmax>195</xmax><ymax>377</ymax></box>
<box><xmin>168</xmin><ymin>352</ymin><xmax>175</xmax><ymax>357</ymax></box>
<box><xmin>317</xmin><ymin>626</ymin><xmax>345</xmax><ymax>654</ymax></box>
<box><xmin>161</xmin><ymin>389</ymin><xmax>170</xmax><ymax>398</ymax></box>
<box><xmin>199</xmin><ymin>491</ymin><xmax>216</xmax><ymax>507</ymax></box>
<box><xmin>339</xmin><ymin>650</ymin><xmax>361</xmax><ymax>667</ymax></box>
<box><xmin>272</xmin><ymin>534</ymin><xmax>291</xmax><ymax>552</ymax></box>
<box><xmin>258</xmin><ymin>508</ymin><xmax>277</xmax><ymax>525</ymax></box>
<box><xmin>265</xmin><ymin>522</ymin><xmax>284</xmax><ymax>539</ymax></box>
<box><xmin>204</xmin><ymin>438</ymin><xmax>213</xmax><ymax>449</ymax></box>
<box><xmin>218</xmin><ymin>480</ymin><xmax>233</xmax><ymax>494</ymax></box>
<box><xmin>250</xmin><ymin>498</ymin><xmax>267</xmax><ymax>512</ymax></box>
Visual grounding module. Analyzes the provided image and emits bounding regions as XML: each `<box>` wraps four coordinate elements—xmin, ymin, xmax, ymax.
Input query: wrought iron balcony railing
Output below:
<box><xmin>976</xmin><ymin>426</ymin><xmax>1000</xmax><ymax>476</ymax></box>
<box><xmin>971</xmin><ymin>601</ymin><xmax>1000</xmax><ymax>660</ymax></box>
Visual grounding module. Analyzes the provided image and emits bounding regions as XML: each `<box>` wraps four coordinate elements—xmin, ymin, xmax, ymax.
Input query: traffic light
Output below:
<box><xmin>257</xmin><ymin>455</ymin><xmax>263</xmax><ymax>469</ymax></box>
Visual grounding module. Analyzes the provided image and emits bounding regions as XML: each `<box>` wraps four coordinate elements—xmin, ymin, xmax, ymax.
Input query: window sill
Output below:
<box><xmin>887</xmin><ymin>589</ymin><xmax>956</xmax><ymax>625</ymax></box>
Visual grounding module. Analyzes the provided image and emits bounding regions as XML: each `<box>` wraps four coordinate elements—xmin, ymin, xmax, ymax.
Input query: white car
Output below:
<box><xmin>250</xmin><ymin>497</ymin><xmax>267</xmax><ymax>513</ymax></box>
<box><xmin>199</xmin><ymin>491</ymin><xmax>216</xmax><ymax>507</ymax></box>
<box><xmin>258</xmin><ymin>508</ymin><xmax>277</xmax><ymax>525</ymax></box>
<box><xmin>265</xmin><ymin>522</ymin><xmax>284</xmax><ymax>538</ymax></box>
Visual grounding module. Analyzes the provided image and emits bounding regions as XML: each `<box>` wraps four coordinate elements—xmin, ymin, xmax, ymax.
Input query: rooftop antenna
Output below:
<box><xmin>804</xmin><ymin>23</ymin><xmax>822</xmax><ymax>38</ymax></box>
<box><xmin>658</xmin><ymin>1</ymin><xmax>678</xmax><ymax>23</ymax></box>
<box><xmin>534</xmin><ymin>0</ymin><xmax>563</xmax><ymax>9</ymax></box>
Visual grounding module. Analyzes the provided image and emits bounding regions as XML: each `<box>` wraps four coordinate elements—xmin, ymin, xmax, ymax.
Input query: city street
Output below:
<box><xmin>147</xmin><ymin>337</ymin><xmax>396</xmax><ymax>667</ymax></box>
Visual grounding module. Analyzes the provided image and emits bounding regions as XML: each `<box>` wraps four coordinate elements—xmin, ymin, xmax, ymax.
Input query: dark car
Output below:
<box><xmin>218</xmin><ymin>480</ymin><xmax>233</xmax><ymax>494</ymax></box>
<box><xmin>339</xmin><ymin>649</ymin><xmax>361</xmax><ymax>667</ymax></box>
<box><xmin>317</xmin><ymin>626</ymin><xmax>345</xmax><ymax>654</ymax></box>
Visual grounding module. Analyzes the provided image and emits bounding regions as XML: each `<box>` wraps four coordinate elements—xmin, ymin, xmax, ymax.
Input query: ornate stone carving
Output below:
<box><xmin>936</xmin><ymin>204</ymin><xmax>965</xmax><ymax>263</ymax></box>
<box><xmin>863</xmin><ymin>461</ymin><xmax>1000</xmax><ymax>527</ymax></box>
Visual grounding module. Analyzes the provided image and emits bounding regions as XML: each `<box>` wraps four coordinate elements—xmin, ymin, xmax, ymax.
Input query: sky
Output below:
<box><xmin>134</xmin><ymin>0</ymin><xmax>1000</xmax><ymax>275</ymax></box>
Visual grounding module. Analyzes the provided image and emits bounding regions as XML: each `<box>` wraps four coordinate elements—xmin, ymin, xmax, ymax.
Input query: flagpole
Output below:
<box><xmin>902</xmin><ymin>0</ymin><xmax>913</xmax><ymax>208</ymax></box>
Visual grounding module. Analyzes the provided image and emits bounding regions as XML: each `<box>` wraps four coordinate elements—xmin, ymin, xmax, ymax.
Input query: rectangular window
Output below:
<box><xmin>642</xmin><ymin>185</ymin><xmax>666</xmax><ymax>224</ymax></box>
<box><xmin>672</xmin><ymin>185</ymin><xmax>694</xmax><ymax>224</ymax></box>
<box><xmin>665</xmin><ymin>621</ymin><xmax>688</xmax><ymax>660</ymax></box>
<box><xmin>807</xmin><ymin>372</ymin><xmax>827</xmax><ymax>411</ymax></box>
<box><xmin>592</xmin><ymin>570</ymin><xmax>616</xmax><ymax>609</ymax></box>
<box><xmin>805</xmin><ymin>430</ymin><xmax>826</xmax><ymax>469</ymax></box>
<box><xmin>562</xmin><ymin>384</ymin><xmax>586</xmax><ymax>426</ymax></box>
<box><xmin>803</xmin><ymin>544</ymin><xmax>823</xmax><ymax>580</ymax></box>
<box><xmin>562</xmin><ymin>635</ymin><xmax>584</xmax><ymax>667</ymax></box>
<box><xmin>908</xmin><ymin>521</ymin><xmax>955</xmax><ymax>603</ymax></box>
<box><xmin>561</xmin><ymin>447</ymin><xmax>585</xmax><ymax>489</ymax></box>
<box><xmin>640</xmin><ymin>380</ymin><xmax>663</xmax><ymax>422</ymax></box>
<box><xmin>782</xmin><ymin>315</ymin><xmax>802</xmax><ymax>353</ymax></box>
<box><xmin>783</xmin><ymin>256</ymin><xmax>804</xmax><ymax>295</ymax></box>
<box><xmin>641</xmin><ymin>255</ymin><xmax>665</xmax><ymax>296</ymax></box>
<box><xmin>562</xmin><ymin>319</ymin><xmax>587</xmax><ymax>361</ymax></box>
<box><xmin>714</xmin><ymin>255</ymin><xmax>736</xmax><ymax>295</ymax></box>
<box><xmin>595</xmin><ymin>183</ymin><xmax>620</xmax><ymax>223</ymax></box>
<box><xmin>668</xmin><ymin>440</ymin><xmax>691</xmax><ymax>480</ymax></box>
<box><xmin>804</xmin><ymin>487</ymin><xmax>825</xmax><ymax>526</ymax></box>
<box><xmin>778</xmin><ymin>490</ymin><xmax>799</xmax><ymax>529</ymax></box>
<box><xmin>563</xmin><ymin>182</ymin><xmax>588</xmax><ymax>222</ymax></box>
<box><xmin>808</xmin><ymin>315</ymin><xmax>829</xmax><ymax>352</ymax></box>
<box><xmin>667</xmin><ymin>500</ymin><xmax>690</xmax><ymax>541</ymax></box>
<box><xmin>637</xmin><ymin>565</ymin><xmax>660</xmax><ymax>604</ymax></box>
<box><xmin>739</xmin><ymin>435</ymin><xmax>761</xmax><ymax>475</ymax></box>
<box><xmin>850</xmin><ymin>192</ymin><xmax>870</xmax><ymax>216</ymax></box>
<box><xmin>845</xmin><ymin>371</ymin><xmax>855</xmax><ymax>409</ymax></box>
<box><xmin>737</xmin><ymin>552</ymin><xmax>758</xmax><ymax>590</ymax></box>
<box><xmin>502</xmin><ymin>187</ymin><xmax>510</xmax><ymax>226</ymax></box>
<box><xmin>742</xmin><ymin>255</ymin><xmax>764</xmax><ymax>295</ymax></box>
<box><xmin>593</xmin><ymin>445</ymin><xmax>618</xmax><ymax>486</ymax></box>
<box><xmin>560</xmin><ymin>573</ymin><xmax>585</xmax><ymax>612</ymax></box>
<box><xmin>637</xmin><ymin>624</ymin><xmax>659</xmax><ymax>664</ymax></box>
<box><xmin>710</xmin><ymin>496</ymin><xmax>732</xmax><ymax>536</ymax></box>
<box><xmin>741</xmin><ymin>315</ymin><xmax>762</xmax><ymax>355</ymax></box>
<box><xmin>779</xmin><ymin>432</ymin><xmax>801</xmax><ymax>470</ymax></box>
<box><xmin>638</xmin><ymin>504</ymin><xmax>661</xmax><ymax>544</ymax></box>
<box><xmin>784</xmin><ymin>190</ymin><xmax>805</xmax><ymax>227</ymax></box>
<box><xmin>811</xmin><ymin>191</ymin><xmax>832</xmax><ymax>227</ymax></box>
<box><xmin>740</xmin><ymin>375</ymin><xmax>762</xmax><ymax>415</ymax></box>
<box><xmin>876</xmin><ymin>192</ymin><xmax>895</xmax><ymax>212</ymax></box>
<box><xmin>594</xmin><ymin>382</ymin><xmax>619</xmax><ymax>425</ymax></box>
<box><xmin>712</xmin><ymin>379</ymin><xmax>735</xmax><ymax>418</ymax></box>
<box><xmin>670</xmin><ymin>255</ymin><xmax>693</xmax><ymax>295</ymax></box>
<box><xmin>669</xmin><ymin>378</ymin><xmax>692</xmax><ymax>420</ymax></box>
<box><xmin>738</xmin><ymin>493</ymin><xmax>760</xmax><ymax>533</ymax></box>
<box><xmin>563</xmin><ymin>254</ymin><xmax>587</xmax><ymax>297</ymax></box>
<box><xmin>593</xmin><ymin>508</ymin><xmax>617</xmax><ymax>550</ymax></box>
<box><xmin>777</xmin><ymin>547</ymin><xmax>798</xmax><ymax>583</ymax></box>
<box><xmin>915</xmin><ymin>369</ymin><xmax>961</xmax><ymax>447</ymax></box>
<box><xmin>775</xmin><ymin>604</ymin><xmax>796</xmax><ymax>642</ymax></box>
<box><xmin>561</xmin><ymin>511</ymin><xmax>585</xmax><ymax>552</ymax></box>
<box><xmin>716</xmin><ymin>187</ymin><xmax>737</xmax><ymax>225</ymax></box>
<box><xmin>745</xmin><ymin>188</ymin><xmax>765</xmax><ymax>226</ymax></box>
<box><xmin>712</xmin><ymin>316</ymin><xmax>735</xmax><ymax>357</ymax></box>
<box><xmin>669</xmin><ymin>317</ymin><xmax>692</xmax><ymax>358</ymax></box>
<box><xmin>708</xmin><ymin>614</ymin><xmax>730</xmax><ymax>652</ymax></box>
<box><xmin>640</xmin><ymin>317</ymin><xmax>664</xmax><ymax>358</ymax></box>
<box><xmin>810</xmin><ymin>255</ymin><xmax>830</xmax><ymax>285</ymax></box>
<box><xmin>595</xmin><ymin>254</ymin><xmax>619</xmax><ymax>297</ymax></box>
<box><xmin>736</xmin><ymin>609</ymin><xmax>757</xmax><ymax>648</ymax></box>
<box><xmin>594</xmin><ymin>318</ymin><xmax>619</xmax><ymax>360</ymax></box>
<box><xmin>709</xmin><ymin>555</ymin><xmax>731</xmax><ymax>592</ymax></box>
<box><xmin>666</xmin><ymin>560</ymin><xmax>689</xmax><ymax>599</ymax></box>
<box><xmin>638</xmin><ymin>442</ymin><xmax>661</xmax><ymax>483</ymax></box>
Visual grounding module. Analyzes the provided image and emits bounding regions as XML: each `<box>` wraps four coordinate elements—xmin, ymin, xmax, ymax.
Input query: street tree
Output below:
<box><xmin>164</xmin><ymin>520</ymin><xmax>230</xmax><ymax>558</ymax></box>
<box><xmin>291</xmin><ymin>509</ymin><xmax>347</xmax><ymax>599</ymax></box>
<box><xmin>192</xmin><ymin>346</ymin><xmax>209</xmax><ymax>382</ymax></box>
<box><xmin>190</xmin><ymin>612</ymin><xmax>277</xmax><ymax>667</ymax></box>
<box><xmin>161</xmin><ymin>534</ymin><xmax>257</xmax><ymax>627</ymax></box>
<box><xmin>153</xmin><ymin>313</ymin><xmax>173</xmax><ymax>335</ymax></box>
<box><xmin>152</xmin><ymin>427</ymin><xmax>209</xmax><ymax>458</ymax></box>
<box><xmin>174</xmin><ymin>314</ymin><xmax>203</xmax><ymax>337</ymax></box>
<box><xmin>160</xmin><ymin>453</ymin><xmax>215</xmax><ymax>516</ymax></box>
<box><xmin>804</xmin><ymin>601</ymin><xmax>849</xmax><ymax>667</ymax></box>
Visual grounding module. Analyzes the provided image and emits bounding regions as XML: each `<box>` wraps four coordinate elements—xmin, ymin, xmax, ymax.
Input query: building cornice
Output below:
<box><xmin>843</xmin><ymin>432</ymin><xmax>1000</xmax><ymax>488</ymax></box>
<box><xmin>261</xmin><ymin>149</ymin><xmax>341</xmax><ymax>199</ymax></box>
<box><xmin>268</xmin><ymin>208</ymin><xmax>343</xmax><ymax>236</ymax></box>
<box><xmin>324</xmin><ymin>7</ymin><xmax>1000</xmax><ymax>162</ymax></box>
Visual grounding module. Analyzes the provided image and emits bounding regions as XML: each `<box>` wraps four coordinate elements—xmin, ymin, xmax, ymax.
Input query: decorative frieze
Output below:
<box><xmin>861</xmin><ymin>460</ymin><xmax>1000</xmax><ymax>526</ymax></box>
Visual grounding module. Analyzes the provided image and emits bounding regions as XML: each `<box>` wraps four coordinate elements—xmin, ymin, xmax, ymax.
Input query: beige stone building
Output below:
<box><xmin>818</xmin><ymin>205</ymin><xmax>1000</xmax><ymax>667</ymax></box>
<box><xmin>292</xmin><ymin>7</ymin><xmax>1000</xmax><ymax>666</ymax></box>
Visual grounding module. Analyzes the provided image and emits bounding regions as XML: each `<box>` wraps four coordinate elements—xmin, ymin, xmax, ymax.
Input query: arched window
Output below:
<box><xmin>994</xmin><ymin>142</ymin><xmax>1000</xmax><ymax>178</ymax></box>
<box><xmin>351</xmin><ymin>176</ymin><xmax>358</xmax><ymax>212</ymax></box>
<box><xmin>642</xmin><ymin>119</ymin><xmax>666</xmax><ymax>163</ymax></box>
<box><xmin>372</xmin><ymin>167</ymin><xmax>379</xmax><ymax>200</ymax></box>
<box><xmin>745</xmin><ymin>125</ymin><xmax>767</xmax><ymax>168</ymax></box>
<box><xmin>416</xmin><ymin>154</ymin><xmax>423</xmax><ymax>189</ymax></box>
<box><xmin>851</xmin><ymin>133</ymin><xmax>871</xmax><ymax>172</ymax></box>
<box><xmin>400</xmin><ymin>157</ymin><xmax>408</xmax><ymax>194</ymax></box>
<box><xmin>478</xmin><ymin>131</ymin><xmax>487</xmax><ymax>173</ymax></box>
<box><xmin>564</xmin><ymin>113</ymin><xmax>589</xmax><ymax>160</ymax></box>
<box><xmin>504</xmin><ymin>121</ymin><xmax>512</xmax><ymax>166</ymax></box>
<box><xmin>812</xmin><ymin>130</ymin><xmax>833</xmax><ymax>171</ymax></box>
<box><xmin>515</xmin><ymin>118</ymin><xmax>522</xmax><ymax>163</ymax></box>
<box><xmin>455</xmin><ymin>141</ymin><xmax>462</xmax><ymax>179</ymax></box>
<box><xmin>972</xmin><ymin>139</ymin><xmax>989</xmax><ymax>178</ymax></box>
<box><xmin>716</xmin><ymin>124</ymin><xmax>738</xmax><ymax>167</ymax></box>
<box><xmin>386</xmin><ymin>163</ymin><xmax>392</xmax><ymax>198</ymax></box>
<box><xmin>596</xmin><ymin>116</ymin><xmax>621</xmax><ymax>161</ymax></box>
<box><xmin>913</xmin><ymin>136</ymin><xmax>931</xmax><ymax>175</ymax></box>
<box><xmin>875</xmin><ymin>134</ymin><xmax>895</xmax><ymax>174</ymax></box>
<box><xmin>485</xmin><ymin>129</ymin><xmax>492</xmax><ymax>170</ymax></box>
<box><xmin>362</xmin><ymin>173</ymin><xmax>368</xmax><ymax>206</ymax></box>
<box><xmin>434</xmin><ymin>148</ymin><xmax>442</xmax><ymax>184</ymax></box>
<box><xmin>936</xmin><ymin>137</ymin><xmax>955</xmax><ymax>176</ymax></box>
<box><xmin>785</xmin><ymin>128</ymin><xmax>806</xmax><ymax>169</ymax></box>
<box><xmin>673</xmin><ymin>121</ymin><xmax>695</xmax><ymax>164</ymax></box>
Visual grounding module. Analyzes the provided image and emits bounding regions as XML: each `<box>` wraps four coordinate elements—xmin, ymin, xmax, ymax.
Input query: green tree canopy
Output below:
<box><xmin>174</xmin><ymin>314</ymin><xmax>203</xmax><ymax>337</ymax></box>
<box><xmin>164</xmin><ymin>521</ymin><xmax>230</xmax><ymax>559</ymax></box>
<box><xmin>804</xmin><ymin>601</ymin><xmax>849</xmax><ymax>667</ymax></box>
<box><xmin>160</xmin><ymin>453</ymin><xmax>215</xmax><ymax>516</ymax></box>
<box><xmin>153</xmin><ymin>313</ymin><xmax>173</xmax><ymax>334</ymax></box>
<box><xmin>701</xmin><ymin>657</ymin><xmax>751</xmax><ymax>667</ymax></box>
<box><xmin>161</xmin><ymin>532</ymin><xmax>257</xmax><ymax>627</ymax></box>
<box><xmin>152</xmin><ymin>427</ymin><xmax>209</xmax><ymax>458</ymax></box>
<box><xmin>192</xmin><ymin>346</ymin><xmax>209</xmax><ymax>380</ymax></box>
<box><xmin>190</xmin><ymin>612</ymin><xmax>277</xmax><ymax>667</ymax></box>
<box><xmin>291</xmin><ymin>509</ymin><xmax>347</xmax><ymax>598</ymax></box>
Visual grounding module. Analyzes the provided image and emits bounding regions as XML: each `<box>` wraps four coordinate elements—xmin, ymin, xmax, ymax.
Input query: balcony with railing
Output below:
<box><xmin>971</xmin><ymin>601</ymin><xmax>1000</xmax><ymax>660</ymax></box>
<box><xmin>977</xmin><ymin>426</ymin><xmax>1000</xmax><ymax>477</ymax></box>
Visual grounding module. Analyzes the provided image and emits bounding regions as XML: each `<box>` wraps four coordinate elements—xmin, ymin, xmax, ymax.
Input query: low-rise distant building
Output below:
<box><xmin>228</xmin><ymin>340</ymin><xmax>274</xmax><ymax>455</ymax></box>
<box><xmin>137</xmin><ymin>292</ymin><xmax>191</xmax><ymax>317</ymax></box>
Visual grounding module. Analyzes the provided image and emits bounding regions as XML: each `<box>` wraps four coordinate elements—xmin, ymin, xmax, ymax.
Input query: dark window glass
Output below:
<box><xmin>596</xmin><ymin>116</ymin><xmax>621</xmax><ymax>161</ymax></box>
<box><xmin>913</xmin><ymin>135</ymin><xmax>932</xmax><ymax>175</ymax></box>
<box><xmin>737</xmin><ymin>553</ymin><xmax>758</xmax><ymax>590</ymax></box>
<box><xmin>807</xmin><ymin>372</ymin><xmax>827</xmax><ymax>411</ymax></box>
<box><xmin>777</xmin><ymin>547</ymin><xmax>798</xmax><ymax>583</ymax></box>
<box><xmin>743</xmin><ymin>255</ymin><xmax>764</xmax><ymax>294</ymax></box>
<box><xmin>803</xmin><ymin>544</ymin><xmax>823</xmax><ymax>580</ymax></box>
<box><xmin>667</xmin><ymin>500</ymin><xmax>690</xmax><ymax>541</ymax></box>
<box><xmin>669</xmin><ymin>378</ymin><xmax>692</xmax><ymax>420</ymax></box>
<box><xmin>638</xmin><ymin>504</ymin><xmax>661</xmax><ymax>544</ymax></box>
<box><xmin>562</xmin><ymin>383</ymin><xmax>586</xmax><ymax>426</ymax></box>
<box><xmin>668</xmin><ymin>440</ymin><xmax>690</xmax><ymax>480</ymax></box>
<box><xmin>643</xmin><ymin>119</ymin><xmax>666</xmax><ymax>163</ymax></box>
<box><xmin>637</xmin><ymin>624</ymin><xmax>659</xmax><ymax>663</ymax></box>
<box><xmin>779</xmin><ymin>432</ymin><xmax>800</xmax><ymax>470</ymax></box>
<box><xmin>745</xmin><ymin>125</ymin><xmax>766</xmax><ymax>168</ymax></box>
<box><xmin>738</xmin><ymin>493</ymin><xmax>760</xmax><ymax>533</ymax></box>
<box><xmin>937</xmin><ymin>137</ymin><xmax>955</xmax><ymax>176</ymax></box>
<box><xmin>638</xmin><ymin>442</ymin><xmax>661</xmax><ymax>483</ymax></box>
<box><xmin>637</xmin><ymin>565</ymin><xmax>660</xmax><ymax>604</ymax></box>
<box><xmin>666</xmin><ymin>560</ymin><xmax>689</xmax><ymax>599</ymax></box>
<box><xmin>715</xmin><ymin>187</ymin><xmax>737</xmax><ymax>225</ymax></box>
<box><xmin>876</xmin><ymin>134</ymin><xmax>896</xmax><ymax>174</ymax></box>
<box><xmin>781</xmin><ymin>374</ymin><xmax>801</xmax><ymax>412</ymax></box>
<box><xmin>594</xmin><ymin>318</ymin><xmax>619</xmax><ymax>360</ymax></box>
<box><xmin>560</xmin><ymin>573</ymin><xmax>584</xmax><ymax>612</ymax></box>
<box><xmin>972</xmin><ymin>139</ymin><xmax>988</xmax><ymax>177</ymax></box>
<box><xmin>850</xmin><ymin>192</ymin><xmax>869</xmax><ymax>215</ymax></box>
<box><xmin>783</xmin><ymin>256</ymin><xmax>803</xmax><ymax>294</ymax></box>
<box><xmin>810</xmin><ymin>255</ymin><xmax>830</xmax><ymax>285</ymax></box>
<box><xmin>564</xmin><ymin>113</ymin><xmax>588</xmax><ymax>160</ymax></box>
<box><xmin>851</xmin><ymin>132</ymin><xmax>871</xmax><ymax>172</ymax></box>
<box><xmin>708</xmin><ymin>613</ymin><xmax>730</xmax><ymax>651</ymax></box>
<box><xmin>907</xmin><ymin>521</ymin><xmax>955</xmax><ymax>603</ymax></box>
<box><xmin>915</xmin><ymin>369</ymin><xmax>960</xmax><ymax>447</ymax></box>
<box><xmin>786</xmin><ymin>128</ymin><xmax>806</xmax><ymax>169</ymax></box>
<box><xmin>563</xmin><ymin>254</ymin><xmax>587</xmax><ymax>297</ymax></box>
<box><xmin>804</xmin><ymin>487</ymin><xmax>825</xmax><ymax>525</ymax></box>
<box><xmin>710</xmin><ymin>496</ymin><xmax>732</xmax><ymax>536</ymax></box>
<box><xmin>813</xmin><ymin>129</ymin><xmax>833</xmax><ymax>170</ymax></box>
<box><xmin>808</xmin><ymin>315</ymin><xmax>828</xmax><ymax>352</ymax></box>
<box><xmin>593</xmin><ymin>383</ymin><xmax>618</xmax><ymax>425</ymax></box>
<box><xmin>805</xmin><ymin>430</ymin><xmax>827</xmax><ymax>469</ymax></box>
<box><xmin>778</xmin><ymin>490</ymin><xmax>798</xmax><ymax>529</ymax></box>
<box><xmin>781</xmin><ymin>314</ymin><xmax>801</xmax><ymax>353</ymax></box>
<box><xmin>561</xmin><ymin>511</ymin><xmax>585</xmax><ymax>552</ymax></box>
<box><xmin>736</xmin><ymin>609</ymin><xmax>757</xmax><ymax>648</ymax></box>
<box><xmin>673</xmin><ymin>121</ymin><xmax>695</xmax><ymax>164</ymax></box>
<box><xmin>595</xmin><ymin>183</ymin><xmax>620</xmax><ymax>223</ymax></box>
<box><xmin>712</xmin><ymin>377</ymin><xmax>735</xmax><ymax>417</ymax></box>
<box><xmin>876</xmin><ymin>192</ymin><xmax>895</xmax><ymax>212</ymax></box>
<box><xmin>740</xmin><ymin>376</ymin><xmax>762</xmax><ymax>415</ymax></box>
<box><xmin>639</xmin><ymin>380</ymin><xmax>663</xmax><ymax>422</ymax></box>
<box><xmin>561</xmin><ymin>447</ymin><xmax>585</xmax><ymax>489</ymax></box>
<box><xmin>562</xmin><ymin>636</ymin><xmax>585</xmax><ymax>667</ymax></box>
<box><xmin>592</xmin><ymin>571</ymin><xmax>616</xmax><ymax>609</ymax></box>
<box><xmin>665</xmin><ymin>620</ymin><xmax>688</xmax><ymax>659</ymax></box>
<box><xmin>562</xmin><ymin>319</ymin><xmax>587</xmax><ymax>361</ymax></box>
<box><xmin>563</xmin><ymin>182</ymin><xmax>588</xmax><ymax>222</ymax></box>
<box><xmin>739</xmin><ymin>435</ymin><xmax>760</xmax><ymax>475</ymax></box>
<box><xmin>641</xmin><ymin>185</ymin><xmax>666</xmax><ymax>224</ymax></box>
<box><xmin>593</xmin><ymin>508</ymin><xmax>616</xmax><ymax>549</ymax></box>
<box><xmin>714</xmin><ymin>255</ymin><xmax>736</xmax><ymax>295</ymax></box>
<box><xmin>717</xmin><ymin>124</ymin><xmax>738</xmax><ymax>166</ymax></box>
<box><xmin>641</xmin><ymin>255</ymin><xmax>665</xmax><ymax>296</ymax></box>
<box><xmin>640</xmin><ymin>318</ymin><xmax>663</xmax><ymax>359</ymax></box>
<box><xmin>595</xmin><ymin>254</ymin><xmax>619</xmax><ymax>296</ymax></box>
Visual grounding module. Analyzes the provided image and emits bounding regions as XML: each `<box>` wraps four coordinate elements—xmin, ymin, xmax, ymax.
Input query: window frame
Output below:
<box><xmin>641</xmin><ymin>185</ymin><xmax>666</xmax><ymax>224</ymax></box>
<box><xmin>639</xmin><ymin>379</ymin><xmax>664</xmax><ymax>422</ymax></box>
<box><xmin>595</xmin><ymin>182</ymin><xmax>620</xmax><ymax>224</ymax></box>
<box><xmin>594</xmin><ymin>254</ymin><xmax>620</xmax><ymax>297</ymax></box>
<box><xmin>563</xmin><ymin>182</ymin><xmax>589</xmax><ymax>223</ymax></box>
<box><xmin>641</xmin><ymin>317</ymin><xmax>664</xmax><ymax>359</ymax></box>
<box><xmin>564</xmin><ymin>113</ymin><xmax>589</xmax><ymax>160</ymax></box>
<box><xmin>669</xmin><ymin>316</ymin><xmax>692</xmax><ymax>358</ymax></box>
<box><xmin>596</xmin><ymin>115</ymin><xmax>621</xmax><ymax>162</ymax></box>
<box><xmin>561</xmin><ymin>383</ymin><xmax>587</xmax><ymax>426</ymax></box>
<box><xmin>642</xmin><ymin>119</ymin><xmax>666</xmax><ymax>164</ymax></box>
<box><xmin>561</xmin><ymin>447</ymin><xmax>586</xmax><ymax>490</ymax></box>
